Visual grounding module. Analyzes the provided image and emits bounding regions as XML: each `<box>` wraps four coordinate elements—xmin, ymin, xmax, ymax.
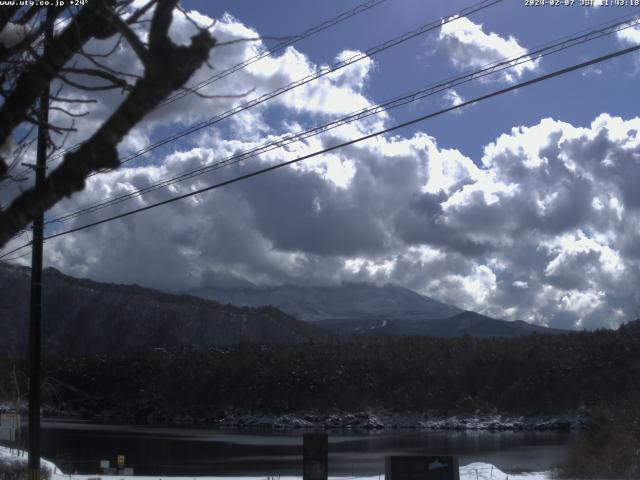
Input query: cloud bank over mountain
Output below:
<box><xmin>4</xmin><ymin>7</ymin><xmax>639</xmax><ymax>331</ymax></box>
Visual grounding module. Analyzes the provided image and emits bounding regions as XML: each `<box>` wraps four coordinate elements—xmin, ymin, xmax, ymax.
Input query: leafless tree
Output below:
<box><xmin>0</xmin><ymin>0</ymin><xmax>216</xmax><ymax>248</ymax></box>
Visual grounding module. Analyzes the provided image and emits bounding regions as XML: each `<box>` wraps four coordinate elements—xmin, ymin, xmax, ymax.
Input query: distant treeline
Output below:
<box><xmin>2</xmin><ymin>321</ymin><xmax>640</xmax><ymax>420</ymax></box>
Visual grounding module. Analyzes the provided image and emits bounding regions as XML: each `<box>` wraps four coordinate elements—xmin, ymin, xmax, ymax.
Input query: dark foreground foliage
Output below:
<box><xmin>556</xmin><ymin>395</ymin><xmax>640</xmax><ymax>478</ymax></box>
<box><xmin>1</xmin><ymin>321</ymin><xmax>640</xmax><ymax>422</ymax></box>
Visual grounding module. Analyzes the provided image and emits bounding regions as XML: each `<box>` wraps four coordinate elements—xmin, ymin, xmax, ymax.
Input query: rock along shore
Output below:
<box><xmin>215</xmin><ymin>411</ymin><xmax>582</xmax><ymax>431</ymax></box>
<box><xmin>10</xmin><ymin>403</ymin><xmax>582</xmax><ymax>431</ymax></box>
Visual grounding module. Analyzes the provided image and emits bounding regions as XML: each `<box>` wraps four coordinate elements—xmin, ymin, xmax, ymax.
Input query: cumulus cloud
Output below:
<box><xmin>6</xmin><ymin>6</ymin><xmax>640</xmax><ymax>332</ymax></box>
<box><xmin>42</xmin><ymin>108</ymin><xmax>640</xmax><ymax>331</ymax></box>
<box><xmin>617</xmin><ymin>24</ymin><xmax>640</xmax><ymax>74</ymax></box>
<box><xmin>617</xmin><ymin>25</ymin><xmax>640</xmax><ymax>46</ymax></box>
<box><xmin>438</xmin><ymin>17</ymin><xmax>539</xmax><ymax>82</ymax></box>
<box><xmin>442</xmin><ymin>90</ymin><xmax>465</xmax><ymax>112</ymax></box>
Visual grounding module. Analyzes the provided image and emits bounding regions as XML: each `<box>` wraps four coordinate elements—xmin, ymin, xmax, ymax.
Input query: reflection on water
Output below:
<box><xmin>41</xmin><ymin>421</ymin><xmax>572</xmax><ymax>476</ymax></box>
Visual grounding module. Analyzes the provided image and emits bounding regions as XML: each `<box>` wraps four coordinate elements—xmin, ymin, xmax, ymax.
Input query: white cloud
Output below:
<box><xmin>44</xmin><ymin>110</ymin><xmax>640</xmax><ymax>330</ymax></box>
<box><xmin>438</xmin><ymin>17</ymin><xmax>539</xmax><ymax>82</ymax></box>
<box><xmin>617</xmin><ymin>24</ymin><xmax>640</xmax><ymax>74</ymax></box>
<box><xmin>442</xmin><ymin>89</ymin><xmax>465</xmax><ymax>113</ymax></box>
<box><xmin>7</xmin><ymin>7</ymin><xmax>640</xmax><ymax>332</ymax></box>
<box><xmin>617</xmin><ymin>25</ymin><xmax>640</xmax><ymax>46</ymax></box>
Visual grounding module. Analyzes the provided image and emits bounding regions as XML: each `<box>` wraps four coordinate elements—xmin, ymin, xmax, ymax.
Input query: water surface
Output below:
<box><xmin>40</xmin><ymin>421</ymin><xmax>572</xmax><ymax>476</ymax></box>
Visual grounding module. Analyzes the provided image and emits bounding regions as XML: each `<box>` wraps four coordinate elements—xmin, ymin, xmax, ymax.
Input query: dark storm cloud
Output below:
<box><xmin>7</xmin><ymin>8</ymin><xmax>638</xmax><ymax>331</ymax></box>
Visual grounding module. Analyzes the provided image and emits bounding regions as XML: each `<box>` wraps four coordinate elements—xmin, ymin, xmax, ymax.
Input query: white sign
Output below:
<box><xmin>100</xmin><ymin>460</ymin><xmax>110</xmax><ymax>469</ymax></box>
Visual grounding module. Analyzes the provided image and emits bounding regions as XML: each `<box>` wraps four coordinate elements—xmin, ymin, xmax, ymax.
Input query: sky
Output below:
<box><xmin>2</xmin><ymin>0</ymin><xmax>640</xmax><ymax>330</ymax></box>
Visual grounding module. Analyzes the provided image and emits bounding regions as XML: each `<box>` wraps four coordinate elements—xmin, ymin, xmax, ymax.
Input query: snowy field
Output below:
<box><xmin>1</xmin><ymin>446</ymin><xmax>550</xmax><ymax>480</ymax></box>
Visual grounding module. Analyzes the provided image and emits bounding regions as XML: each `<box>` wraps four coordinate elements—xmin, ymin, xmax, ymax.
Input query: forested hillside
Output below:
<box><xmin>0</xmin><ymin>263</ymin><xmax>332</xmax><ymax>356</ymax></box>
<box><xmin>3</xmin><ymin>320</ymin><xmax>638</xmax><ymax>423</ymax></box>
<box><xmin>1</xmin><ymin>263</ymin><xmax>566</xmax><ymax>352</ymax></box>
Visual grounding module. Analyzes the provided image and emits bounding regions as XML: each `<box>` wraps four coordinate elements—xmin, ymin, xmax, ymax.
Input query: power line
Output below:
<box><xmin>83</xmin><ymin>0</ymin><xmax>502</xmax><ymax>174</ymax></box>
<box><xmin>3</xmin><ymin>0</ymin><xmax>501</xmax><ymax>193</ymax></box>
<box><xmin>0</xmin><ymin>242</ymin><xmax>34</xmax><ymax>261</ymax></box>
<box><xmin>160</xmin><ymin>0</ymin><xmax>389</xmax><ymax>107</ymax></box>
<box><xmin>1</xmin><ymin>0</ymin><xmax>503</xmax><ymax>250</ymax></box>
<box><xmin>45</xmin><ymin>0</ymin><xmax>390</xmax><ymax>165</ymax></box>
<box><xmin>0</xmin><ymin>42</ymin><xmax>633</xmax><ymax>259</ymax></box>
<box><xmin>1</xmin><ymin>249</ymin><xmax>32</xmax><ymax>262</ymax></box>
<box><xmin>45</xmin><ymin>12</ymin><xmax>640</xmax><ymax>225</ymax></box>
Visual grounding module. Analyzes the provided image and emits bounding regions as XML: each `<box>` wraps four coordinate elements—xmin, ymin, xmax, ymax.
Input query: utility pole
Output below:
<box><xmin>28</xmin><ymin>8</ymin><xmax>53</xmax><ymax>480</ymax></box>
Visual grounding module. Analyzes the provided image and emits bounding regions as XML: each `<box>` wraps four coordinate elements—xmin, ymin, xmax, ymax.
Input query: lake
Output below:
<box><xmin>36</xmin><ymin>421</ymin><xmax>573</xmax><ymax>476</ymax></box>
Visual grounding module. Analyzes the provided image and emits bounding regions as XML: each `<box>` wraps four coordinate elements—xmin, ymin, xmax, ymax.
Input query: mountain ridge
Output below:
<box><xmin>0</xmin><ymin>263</ymin><xmax>567</xmax><ymax>357</ymax></box>
<box><xmin>0</xmin><ymin>263</ymin><xmax>332</xmax><ymax>357</ymax></box>
<box><xmin>314</xmin><ymin>310</ymin><xmax>567</xmax><ymax>338</ymax></box>
<box><xmin>189</xmin><ymin>282</ymin><xmax>567</xmax><ymax>337</ymax></box>
<box><xmin>189</xmin><ymin>282</ymin><xmax>464</xmax><ymax>322</ymax></box>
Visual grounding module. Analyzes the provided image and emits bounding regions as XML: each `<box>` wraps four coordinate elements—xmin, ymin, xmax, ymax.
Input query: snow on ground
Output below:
<box><xmin>0</xmin><ymin>445</ymin><xmax>59</xmax><ymax>475</ymax></box>
<box><xmin>1</xmin><ymin>446</ymin><xmax>550</xmax><ymax>480</ymax></box>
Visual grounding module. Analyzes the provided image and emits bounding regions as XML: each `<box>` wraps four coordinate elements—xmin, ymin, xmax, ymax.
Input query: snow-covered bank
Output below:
<box><xmin>41</xmin><ymin>406</ymin><xmax>583</xmax><ymax>431</ymax></box>
<box><xmin>1</xmin><ymin>446</ymin><xmax>550</xmax><ymax>480</ymax></box>
<box><xmin>216</xmin><ymin>411</ymin><xmax>582</xmax><ymax>431</ymax></box>
<box><xmin>0</xmin><ymin>445</ymin><xmax>59</xmax><ymax>478</ymax></box>
<box><xmin>68</xmin><ymin>465</ymin><xmax>550</xmax><ymax>480</ymax></box>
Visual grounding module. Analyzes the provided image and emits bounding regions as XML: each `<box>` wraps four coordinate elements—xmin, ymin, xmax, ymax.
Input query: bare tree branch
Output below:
<box><xmin>16</xmin><ymin>6</ymin><xmax>43</xmax><ymax>26</ymax></box>
<box><xmin>61</xmin><ymin>66</ymin><xmax>134</xmax><ymax>89</ymax></box>
<box><xmin>104</xmin><ymin>11</ymin><xmax>150</xmax><ymax>64</ymax></box>
<box><xmin>0</xmin><ymin>5</ymin><xmax>20</xmax><ymax>33</ymax></box>
<box><xmin>0</xmin><ymin>0</ymin><xmax>216</xmax><ymax>246</ymax></box>
<box><xmin>57</xmin><ymin>72</ymin><xmax>132</xmax><ymax>91</ymax></box>
<box><xmin>125</xmin><ymin>0</ymin><xmax>157</xmax><ymax>25</ymax></box>
<box><xmin>24</xmin><ymin>114</ymin><xmax>74</xmax><ymax>135</ymax></box>
<box><xmin>49</xmin><ymin>106</ymin><xmax>90</xmax><ymax>118</ymax></box>
<box><xmin>0</xmin><ymin>0</ymin><xmax>119</xmax><ymax>174</ymax></box>
<box><xmin>81</xmin><ymin>34</ymin><xmax>124</xmax><ymax>58</ymax></box>
<box><xmin>50</xmin><ymin>95</ymin><xmax>98</xmax><ymax>104</ymax></box>
<box><xmin>176</xmin><ymin>4</ymin><xmax>215</xmax><ymax>34</ymax></box>
<box><xmin>79</xmin><ymin>46</ymin><xmax>142</xmax><ymax>79</ymax></box>
<box><xmin>0</xmin><ymin>12</ymin><xmax>47</xmax><ymax>64</ymax></box>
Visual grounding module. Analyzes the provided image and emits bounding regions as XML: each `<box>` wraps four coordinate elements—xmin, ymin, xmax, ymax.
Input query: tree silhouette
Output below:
<box><xmin>0</xmin><ymin>0</ymin><xmax>216</xmax><ymax>248</ymax></box>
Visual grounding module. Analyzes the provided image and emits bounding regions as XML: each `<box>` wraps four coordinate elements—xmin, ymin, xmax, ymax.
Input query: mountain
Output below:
<box><xmin>315</xmin><ymin>311</ymin><xmax>567</xmax><ymax>338</ymax></box>
<box><xmin>191</xmin><ymin>284</ymin><xmax>567</xmax><ymax>338</ymax></box>
<box><xmin>0</xmin><ymin>263</ymin><xmax>566</xmax><ymax>357</ymax></box>
<box><xmin>189</xmin><ymin>283</ymin><xmax>464</xmax><ymax>322</ymax></box>
<box><xmin>0</xmin><ymin>263</ymin><xmax>332</xmax><ymax>357</ymax></box>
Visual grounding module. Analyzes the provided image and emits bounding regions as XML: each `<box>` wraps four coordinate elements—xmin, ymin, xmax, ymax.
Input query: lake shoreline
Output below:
<box><xmin>39</xmin><ymin>407</ymin><xmax>584</xmax><ymax>431</ymax></box>
<box><xmin>24</xmin><ymin>419</ymin><xmax>572</xmax><ymax>477</ymax></box>
<box><xmin>1</xmin><ymin>445</ymin><xmax>553</xmax><ymax>480</ymax></box>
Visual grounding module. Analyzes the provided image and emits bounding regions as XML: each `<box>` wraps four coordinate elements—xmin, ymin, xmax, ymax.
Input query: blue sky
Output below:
<box><xmin>183</xmin><ymin>0</ymin><xmax>640</xmax><ymax>161</ymax></box>
<box><xmin>3</xmin><ymin>0</ymin><xmax>640</xmax><ymax>330</ymax></box>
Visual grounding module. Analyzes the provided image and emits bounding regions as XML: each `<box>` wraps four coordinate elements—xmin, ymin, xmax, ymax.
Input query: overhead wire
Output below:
<box><xmin>2</xmin><ymin>41</ymin><xmax>637</xmax><ymax>260</ymax></box>
<box><xmin>44</xmin><ymin>0</ymin><xmax>391</xmax><ymax>165</ymax></box>
<box><xmin>45</xmin><ymin>11</ymin><xmax>640</xmax><ymax>225</ymax></box>
<box><xmin>1</xmin><ymin>249</ymin><xmax>33</xmax><ymax>262</ymax></box>
<box><xmin>74</xmin><ymin>0</ymin><xmax>503</xmax><ymax>175</ymax></box>
<box><xmin>1</xmin><ymin>3</ymin><xmax>151</xmax><ymax>181</ymax></box>
<box><xmin>6</xmin><ymin>0</ymin><xmax>505</xmax><ymax>230</ymax></box>
<box><xmin>0</xmin><ymin>241</ymin><xmax>34</xmax><ymax>261</ymax></box>
<box><xmin>160</xmin><ymin>0</ymin><xmax>389</xmax><ymax>107</ymax></box>
<box><xmin>1</xmin><ymin>0</ymin><xmax>395</xmax><ymax>242</ymax></box>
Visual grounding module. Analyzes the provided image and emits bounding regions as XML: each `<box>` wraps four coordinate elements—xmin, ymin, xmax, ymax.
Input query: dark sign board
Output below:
<box><xmin>385</xmin><ymin>455</ymin><xmax>460</xmax><ymax>480</ymax></box>
<box><xmin>303</xmin><ymin>433</ymin><xmax>328</xmax><ymax>480</ymax></box>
